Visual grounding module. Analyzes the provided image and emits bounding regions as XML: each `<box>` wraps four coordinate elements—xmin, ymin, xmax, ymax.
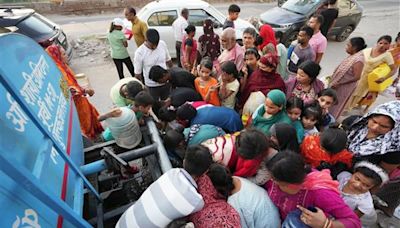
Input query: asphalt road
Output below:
<box><xmin>44</xmin><ymin>0</ymin><xmax>400</xmax><ymax>113</ymax></box>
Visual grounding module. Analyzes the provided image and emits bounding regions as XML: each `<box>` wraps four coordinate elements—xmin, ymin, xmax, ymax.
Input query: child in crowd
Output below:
<box><xmin>207</xmin><ymin>163</ymin><xmax>281</xmax><ymax>228</ymax></box>
<box><xmin>301</xmin><ymin>103</ymin><xmax>322</xmax><ymax>136</ymax></box>
<box><xmin>107</xmin><ymin>18</ymin><xmax>135</xmax><ymax>80</ymax></box>
<box><xmin>317</xmin><ymin>88</ymin><xmax>338</xmax><ymax>130</ymax></box>
<box><xmin>194</xmin><ymin>58</ymin><xmax>221</xmax><ymax>106</ymax></box>
<box><xmin>223</xmin><ymin>4</ymin><xmax>240</xmax><ymax>29</ymax></box>
<box><xmin>301</xmin><ymin>125</ymin><xmax>353</xmax><ymax>178</ymax></box>
<box><xmin>286</xmin><ymin>97</ymin><xmax>305</xmax><ymax>143</ymax></box>
<box><xmin>131</xmin><ymin>91</ymin><xmax>154</xmax><ymax>125</ymax></box>
<box><xmin>201</xmin><ymin>128</ymin><xmax>270</xmax><ymax>178</ymax></box>
<box><xmin>116</xmin><ymin>145</ymin><xmax>213</xmax><ymax>228</ymax></box>
<box><xmin>338</xmin><ymin>161</ymin><xmax>389</xmax><ymax>226</ymax></box>
<box><xmin>99</xmin><ymin>91</ymin><xmax>154</xmax><ymax>141</ymax></box>
<box><xmin>269</xmin><ymin>123</ymin><xmax>300</xmax><ymax>153</ymax></box>
<box><xmin>241</xmin><ymin>47</ymin><xmax>260</xmax><ymax>81</ymax></box>
<box><xmin>275</xmin><ymin>31</ymin><xmax>288</xmax><ymax>80</ymax></box>
<box><xmin>219</xmin><ymin>61</ymin><xmax>240</xmax><ymax>109</ymax></box>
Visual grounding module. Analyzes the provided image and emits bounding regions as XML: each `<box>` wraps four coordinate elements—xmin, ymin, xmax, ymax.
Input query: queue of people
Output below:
<box><xmin>42</xmin><ymin>2</ymin><xmax>400</xmax><ymax>227</ymax></box>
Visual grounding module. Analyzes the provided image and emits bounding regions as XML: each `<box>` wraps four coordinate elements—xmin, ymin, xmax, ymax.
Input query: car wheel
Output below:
<box><xmin>284</xmin><ymin>30</ymin><xmax>298</xmax><ymax>47</ymax></box>
<box><xmin>336</xmin><ymin>25</ymin><xmax>354</xmax><ymax>42</ymax></box>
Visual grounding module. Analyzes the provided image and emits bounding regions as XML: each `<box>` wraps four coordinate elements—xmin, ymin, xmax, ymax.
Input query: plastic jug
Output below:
<box><xmin>75</xmin><ymin>73</ymin><xmax>91</xmax><ymax>89</ymax></box>
<box><xmin>106</xmin><ymin>107</ymin><xmax>142</xmax><ymax>149</ymax></box>
<box><xmin>368</xmin><ymin>63</ymin><xmax>393</xmax><ymax>92</ymax></box>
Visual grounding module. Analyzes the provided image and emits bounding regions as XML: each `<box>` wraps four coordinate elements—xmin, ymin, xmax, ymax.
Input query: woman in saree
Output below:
<box><xmin>329</xmin><ymin>37</ymin><xmax>367</xmax><ymax>119</ymax></box>
<box><xmin>45</xmin><ymin>44</ymin><xmax>103</xmax><ymax>139</ymax></box>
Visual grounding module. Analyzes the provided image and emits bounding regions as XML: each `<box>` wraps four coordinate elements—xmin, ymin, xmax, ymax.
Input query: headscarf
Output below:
<box><xmin>260</xmin><ymin>53</ymin><xmax>279</xmax><ymax>69</ymax></box>
<box><xmin>45</xmin><ymin>44</ymin><xmax>103</xmax><ymax>139</ymax></box>
<box><xmin>348</xmin><ymin>100</ymin><xmax>400</xmax><ymax>156</ymax></box>
<box><xmin>251</xmin><ymin>90</ymin><xmax>292</xmax><ymax>134</ymax></box>
<box><xmin>268</xmin><ymin>89</ymin><xmax>287</xmax><ymax>107</ymax></box>
<box><xmin>270</xmin><ymin>123</ymin><xmax>300</xmax><ymax>153</ymax></box>
<box><xmin>259</xmin><ymin>24</ymin><xmax>277</xmax><ymax>51</ymax></box>
<box><xmin>198</xmin><ymin>19</ymin><xmax>221</xmax><ymax>61</ymax></box>
<box><xmin>189</xmin><ymin>175</ymin><xmax>241</xmax><ymax>227</ymax></box>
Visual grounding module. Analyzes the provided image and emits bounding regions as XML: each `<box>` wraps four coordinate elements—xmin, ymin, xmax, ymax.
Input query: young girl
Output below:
<box><xmin>181</xmin><ymin>24</ymin><xmax>197</xmax><ymax>71</ymax></box>
<box><xmin>219</xmin><ymin>61</ymin><xmax>240</xmax><ymax>109</ymax></box>
<box><xmin>301</xmin><ymin>125</ymin><xmax>353</xmax><ymax>178</ymax></box>
<box><xmin>107</xmin><ymin>18</ymin><xmax>135</xmax><ymax>80</ymax></box>
<box><xmin>269</xmin><ymin>123</ymin><xmax>300</xmax><ymax>153</ymax></box>
<box><xmin>301</xmin><ymin>103</ymin><xmax>322</xmax><ymax>136</ymax></box>
<box><xmin>286</xmin><ymin>97</ymin><xmax>305</xmax><ymax>143</ymax></box>
<box><xmin>317</xmin><ymin>88</ymin><xmax>338</xmax><ymax>130</ymax></box>
<box><xmin>338</xmin><ymin>161</ymin><xmax>389</xmax><ymax>226</ymax></box>
<box><xmin>194</xmin><ymin>58</ymin><xmax>221</xmax><ymax>106</ymax></box>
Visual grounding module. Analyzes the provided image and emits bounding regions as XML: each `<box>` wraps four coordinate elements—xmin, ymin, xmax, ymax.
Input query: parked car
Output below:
<box><xmin>133</xmin><ymin>0</ymin><xmax>256</xmax><ymax>58</ymax></box>
<box><xmin>260</xmin><ymin>0</ymin><xmax>363</xmax><ymax>46</ymax></box>
<box><xmin>0</xmin><ymin>7</ymin><xmax>72</xmax><ymax>61</ymax></box>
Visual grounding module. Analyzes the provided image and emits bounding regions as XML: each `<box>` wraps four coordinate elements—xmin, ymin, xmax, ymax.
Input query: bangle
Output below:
<box><xmin>326</xmin><ymin>219</ymin><xmax>333</xmax><ymax>228</ymax></box>
<box><xmin>322</xmin><ymin>218</ymin><xmax>329</xmax><ymax>228</ymax></box>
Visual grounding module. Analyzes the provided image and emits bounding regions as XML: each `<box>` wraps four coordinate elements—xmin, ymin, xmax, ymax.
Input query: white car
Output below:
<box><xmin>131</xmin><ymin>0</ymin><xmax>256</xmax><ymax>58</ymax></box>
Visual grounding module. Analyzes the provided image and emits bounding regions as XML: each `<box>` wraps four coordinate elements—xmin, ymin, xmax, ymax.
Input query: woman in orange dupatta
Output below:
<box><xmin>45</xmin><ymin>44</ymin><xmax>103</xmax><ymax>139</ymax></box>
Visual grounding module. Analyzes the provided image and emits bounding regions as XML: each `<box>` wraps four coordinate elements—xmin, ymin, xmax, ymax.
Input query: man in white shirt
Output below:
<box><xmin>172</xmin><ymin>8</ymin><xmax>189</xmax><ymax>67</ymax></box>
<box><xmin>307</xmin><ymin>14</ymin><xmax>327</xmax><ymax>64</ymax></box>
<box><xmin>134</xmin><ymin>29</ymin><xmax>173</xmax><ymax>101</ymax></box>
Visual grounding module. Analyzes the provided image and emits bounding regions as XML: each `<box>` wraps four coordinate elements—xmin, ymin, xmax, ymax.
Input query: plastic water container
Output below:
<box><xmin>106</xmin><ymin>107</ymin><xmax>142</xmax><ymax>149</ymax></box>
<box><xmin>368</xmin><ymin>63</ymin><xmax>393</xmax><ymax>92</ymax></box>
<box><xmin>75</xmin><ymin>73</ymin><xmax>91</xmax><ymax>89</ymax></box>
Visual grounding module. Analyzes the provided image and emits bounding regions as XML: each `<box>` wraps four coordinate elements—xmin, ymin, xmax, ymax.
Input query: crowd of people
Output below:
<box><xmin>42</xmin><ymin>1</ymin><xmax>400</xmax><ymax>227</ymax></box>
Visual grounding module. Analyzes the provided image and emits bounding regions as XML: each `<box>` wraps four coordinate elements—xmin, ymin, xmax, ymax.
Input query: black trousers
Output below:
<box><xmin>175</xmin><ymin>41</ymin><xmax>182</xmax><ymax>67</ymax></box>
<box><xmin>112</xmin><ymin>57</ymin><xmax>135</xmax><ymax>80</ymax></box>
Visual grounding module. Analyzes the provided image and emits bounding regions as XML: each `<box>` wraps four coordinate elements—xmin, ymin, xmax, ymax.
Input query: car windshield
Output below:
<box><xmin>16</xmin><ymin>13</ymin><xmax>56</xmax><ymax>41</ymax></box>
<box><xmin>282</xmin><ymin>0</ymin><xmax>323</xmax><ymax>15</ymax></box>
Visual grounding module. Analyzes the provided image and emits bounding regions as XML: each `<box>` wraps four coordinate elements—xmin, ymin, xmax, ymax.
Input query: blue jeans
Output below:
<box><xmin>282</xmin><ymin>209</ymin><xmax>311</xmax><ymax>228</ymax></box>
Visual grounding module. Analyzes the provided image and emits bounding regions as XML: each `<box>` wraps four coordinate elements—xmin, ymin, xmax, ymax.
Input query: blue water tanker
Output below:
<box><xmin>0</xmin><ymin>33</ymin><xmax>172</xmax><ymax>227</ymax></box>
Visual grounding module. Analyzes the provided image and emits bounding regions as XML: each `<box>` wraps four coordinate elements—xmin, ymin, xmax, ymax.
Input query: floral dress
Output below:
<box><xmin>292</xmin><ymin>83</ymin><xmax>316</xmax><ymax>104</ymax></box>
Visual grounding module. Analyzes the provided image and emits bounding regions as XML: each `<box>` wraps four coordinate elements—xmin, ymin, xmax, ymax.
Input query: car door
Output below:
<box><xmin>332</xmin><ymin>0</ymin><xmax>354</xmax><ymax>32</ymax></box>
<box><xmin>146</xmin><ymin>9</ymin><xmax>179</xmax><ymax>56</ymax></box>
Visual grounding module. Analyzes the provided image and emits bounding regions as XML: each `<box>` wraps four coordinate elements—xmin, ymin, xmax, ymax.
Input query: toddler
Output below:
<box><xmin>301</xmin><ymin>103</ymin><xmax>322</xmax><ymax>136</ymax></box>
<box><xmin>338</xmin><ymin>161</ymin><xmax>389</xmax><ymax>226</ymax></box>
<box><xmin>286</xmin><ymin>97</ymin><xmax>305</xmax><ymax>143</ymax></box>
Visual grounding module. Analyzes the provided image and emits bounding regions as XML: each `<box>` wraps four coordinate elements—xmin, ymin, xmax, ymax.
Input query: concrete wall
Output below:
<box><xmin>1</xmin><ymin>0</ymin><xmax>275</xmax><ymax>14</ymax></box>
